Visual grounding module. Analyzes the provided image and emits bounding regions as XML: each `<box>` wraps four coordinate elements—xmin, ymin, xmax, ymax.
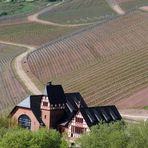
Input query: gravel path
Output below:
<box><xmin>119</xmin><ymin>109</ymin><xmax>148</xmax><ymax>121</ymax></box>
<box><xmin>0</xmin><ymin>41</ymin><xmax>41</xmax><ymax>95</ymax></box>
<box><xmin>139</xmin><ymin>6</ymin><xmax>148</xmax><ymax>12</ymax></box>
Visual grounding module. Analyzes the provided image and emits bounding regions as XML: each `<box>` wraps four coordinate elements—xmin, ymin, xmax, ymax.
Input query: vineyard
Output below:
<box><xmin>39</xmin><ymin>0</ymin><xmax>116</xmax><ymax>24</ymax></box>
<box><xmin>27</xmin><ymin>10</ymin><xmax>148</xmax><ymax>108</ymax></box>
<box><xmin>0</xmin><ymin>44</ymin><xmax>28</xmax><ymax>113</ymax></box>
<box><xmin>0</xmin><ymin>22</ymin><xmax>79</xmax><ymax>46</ymax></box>
<box><xmin>117</xmin><ymin>0</ymin><xmax>148</xmax><ymax>11</ymax></box>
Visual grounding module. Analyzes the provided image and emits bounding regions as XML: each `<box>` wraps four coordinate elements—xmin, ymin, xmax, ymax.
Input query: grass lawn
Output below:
<box><xmin>0</xmin><ymin>0</ymin><xmax>50</xmax><ymax>17</ymax></box>
<box><xmin>39</xmin><ymin>0</ymin><xmax>116</xmax><ymax>24</ymax></box>
<box><xmin>0</xmin><ymin>22</ymin><xmax>80</xmax><ymax>46</ymax></box>
<box><xmin>144</xmin><ymin>106</ymin><xmax>148</xmax><ymax>110</ymax></box>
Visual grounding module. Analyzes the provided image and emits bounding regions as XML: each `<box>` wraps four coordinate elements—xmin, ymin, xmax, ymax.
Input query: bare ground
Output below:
<box><xmin>115</xmin><ymin>88</ymin><xmax>148</xmax><ymax>109</ymax></box>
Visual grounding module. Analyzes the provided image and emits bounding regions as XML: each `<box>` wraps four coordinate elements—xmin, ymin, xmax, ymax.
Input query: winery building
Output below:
<box><xmin>10</xmin><ymin>82</ymin><xmax>122</xmax><ymax>141</ymax></box>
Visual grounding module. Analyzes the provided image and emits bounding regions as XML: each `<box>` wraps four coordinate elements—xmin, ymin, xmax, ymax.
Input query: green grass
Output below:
<box><xmin>144</xmin><ymin>106</ymin><xmax>148</xmax><ymax>110</ymax></box>
<box><xmin>0</xmin><ymin>0</ymin><xmax>49</xmax><ymax>17</ymax></box>
<box><xmin>119</xmin><ymin>0</ymin><xmax>148</xmax><ymax>11</ymax></box>
<box><xmin>0</xmin><ymin>22</ymin><xmax>80</xmax><ymax>46</ymax></box>
<box><xmin>39</xmin><ymin>0</ymin><xmax>116</xmax><ymax>24</ymax></box>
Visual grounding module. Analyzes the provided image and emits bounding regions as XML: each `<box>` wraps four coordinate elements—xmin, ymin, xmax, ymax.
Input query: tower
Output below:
<box><xmin>40</xmin><ymin>82</ymin><xmax>66</xmax><ymax>129</ymax></box>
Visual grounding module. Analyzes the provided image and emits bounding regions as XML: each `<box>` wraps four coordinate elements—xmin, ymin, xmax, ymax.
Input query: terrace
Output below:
<box><xmin>27</xmin><ymin>10</ymin><xmax>148</xmax><ymax>108</ymax></box>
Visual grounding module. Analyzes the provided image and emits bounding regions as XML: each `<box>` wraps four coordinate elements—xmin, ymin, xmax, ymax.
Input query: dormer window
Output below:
<box><xmin>43</xmin><ymin>102</ymin><xmax>48</xmax><ymax>106</ymax></box>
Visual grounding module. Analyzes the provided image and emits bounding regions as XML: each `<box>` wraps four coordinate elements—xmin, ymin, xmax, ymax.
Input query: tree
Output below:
<box><xmin>78</xmin><ymin>121</ymin><xmax>148</xmax><ymax>148</ymax></box>
<box><xmin>78</xmin><ymin>121</ymin><xmax>128</xmax><ymax>148</ymax></box>
<box><xmin>127</xmin><ymin>122</ymin><xmax>148</xmax><ymax>148</ymax></box>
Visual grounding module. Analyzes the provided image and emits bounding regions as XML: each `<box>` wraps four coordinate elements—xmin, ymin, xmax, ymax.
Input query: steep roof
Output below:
<box><xmin>65</xmin><ymin>92</ymin><xmax>88</xmax><ymax>113</ymax></box>
<box><xmin>80</xmin><ymin>105</ymin><xmax>122</xmax><ymax>127</ymax></box>
<box><xmin>43</xmin><ymin>82</ymin><xmax>66</xmax><ymax>105</ymax></box>
<box><xmin>16</xmin><ymin>95</ymin><xmax>44</xmax><ymax>125</ymax></box>
<box><xmin>58</xmin><ymin>92</ymin><xmax>87</xmax><ymax>126</ymax></box>
<box><xmin>59</xmin><ymin>105</ymin><xmax>121</xmax><ymax>128</ymax></box>
<box><xmin>17</xmin><ymin>96</ymin><xmax>31</xmax><ymax>108</ymax></box>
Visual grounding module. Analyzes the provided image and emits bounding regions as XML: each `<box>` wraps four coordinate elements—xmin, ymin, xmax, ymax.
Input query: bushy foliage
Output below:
<box><xmin>0</xmin><ymin>127</ymin><xmax>68</xmax><ymax>148</ymax></box>
<box><xmin>78</xmin><ymin>121</ymin><xmax>148</xmax><ymax>148</ymax></box>
<box><xmin>0</xmin><ymin>116</ymin><xmax>17</xmax><ymax>128</ymax></box>
<box><xmin>127</xmin><ymin>122</ymin><xmax>148</xmax><ymax>148</ymax></box>
<box><xmin>0</xmin><ymin>116</ymin><xmax>68</xmax><ymax>148</ymax></box>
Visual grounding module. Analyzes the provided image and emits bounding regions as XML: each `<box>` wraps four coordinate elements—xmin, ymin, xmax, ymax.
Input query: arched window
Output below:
<box><xmin>18</xmin><ymin>114</ymin><xmax>31</xmax><ymax>129</ymax></box>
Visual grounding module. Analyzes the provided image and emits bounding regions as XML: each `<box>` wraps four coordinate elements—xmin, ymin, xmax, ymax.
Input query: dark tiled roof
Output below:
<box><xmin>58</xmin><ymin>93</ymin><xmax>87</xmax><ymax>126</ymax></box>
<box><xmin>11</xmin><ymin>83</ymin><xmax>122</xmax><ymax>129</ymax></box>
<box><xmin>15</xmin><ymin>95</ymin><xmax>44</xmax><ymax>125</ymax></box>
<box><xmin>46</xmin><ymin>84</ymin><xmax>66</xmax><ymax>105</ymax></box>
<box><xmin>65</xmin><ymin>92</ymin><xmax>88</xmax><ymax>113</ymax></box>
<box><xmin>30</xmin><ymin>95</ymin><xmax>44</xmax><ymax>125</ymax></box>
<box><xmin>80</xmin><ymin>105</ymin><xmax>122</xmax><ymax>127</ymax></box>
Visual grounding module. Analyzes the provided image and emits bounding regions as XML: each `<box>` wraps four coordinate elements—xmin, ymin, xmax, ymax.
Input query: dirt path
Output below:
<box><xmin>139</xmin><ymin>6</ymin><xmax>148</xmax><ymax>12</ymax></box>
<box><xmin>28</xmin><ymin>1</ymin><xmax>94</xmax><ymax>27</ymax></box>
<box><xmin>119</xmin><ymin>109</ymin><xmax>148</xmax><ymax>121</ymax></box>
<box><xmin>106</xmin><ymin>0</ymin><xmax>125</xmax><ymax>15</ymax></box>
<box><xmin>0</xmin><ymin>40</ymin><xmax>41</xmax><ymax>95</ymax></box>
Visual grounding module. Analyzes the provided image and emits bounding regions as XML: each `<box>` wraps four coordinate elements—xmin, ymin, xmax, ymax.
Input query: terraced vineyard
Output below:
<box><xmin>39</xmin><ymin>0</ymin><xmax>116</xmax><ymax>24</ymax></box>
<box><xmin>0</xmin><ymin>22</ymin><xmax>79</xmax><ymax>46</ymax></box>
<box><xmin>27</xmin><ymin>11</ymin><xmax>148</xmax><ymax>107</ymax></box>
<box><xmin>117</xmin><ymin>0</ymin><xmax>148</xmax><ymax>11</ymax></box>
<box><xmin>0</xmin><ymin>44</ymin><xmax>28</xmax><ymax>113</ymax></box>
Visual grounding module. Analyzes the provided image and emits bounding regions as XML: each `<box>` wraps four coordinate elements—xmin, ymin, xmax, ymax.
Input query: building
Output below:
<box><xmin>10</xmin><ymin>82</ymin><xmax>122</xmax><ymax>142</ymax></box>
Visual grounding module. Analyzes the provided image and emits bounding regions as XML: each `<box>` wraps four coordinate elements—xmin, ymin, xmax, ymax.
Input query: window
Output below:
<box><xmin>75</xmin><ymin>117</ymin><xmax>83</xmax><ymax>123</ymax></box>
<box><xmin>18</xmin><ymin>114</ymin><xmax>31</xmax><ymax>129</ymax></box>
<box><xmin>43</xmin><ymin>101</ymin><xmax>48</xmax><ymax>106</ymax></box>
<box><xmin>71</xmin><ymin>126</ymin><xmax>86</xmax><ymax>134</ymax></box>
<box><xmin>44</xmin><ymin>115</ymin><xmax>47</xmax><ymax>119</ymax></box>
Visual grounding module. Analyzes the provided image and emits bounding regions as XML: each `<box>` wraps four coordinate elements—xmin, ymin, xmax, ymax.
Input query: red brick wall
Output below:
<box><xmin>41</xmin><ymin>109</ymin><xmax>50</xmax><ymax>129</ymax></box>
<box><xmin>11</xmin><ymin>107</ymin><xmax>40</xmax><ymax>131</ymax></box>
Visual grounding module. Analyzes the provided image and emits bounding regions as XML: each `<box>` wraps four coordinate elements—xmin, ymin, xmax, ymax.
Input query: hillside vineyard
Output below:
<box><xmin>27</xmin><ymin>11</ymin><xmax>148</xmax><ymax>106</ymax></box>
<box><xmin>0</xmin><ymin>45</ymin><xmax>28</xmax><ymax>113</ymax></box>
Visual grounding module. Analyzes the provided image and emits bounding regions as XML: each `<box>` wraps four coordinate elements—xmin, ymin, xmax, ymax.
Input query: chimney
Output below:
<box><xmin>47</xmin><ymin>81</ymin><xmax>52</xmax><ymax>86</ymax></box>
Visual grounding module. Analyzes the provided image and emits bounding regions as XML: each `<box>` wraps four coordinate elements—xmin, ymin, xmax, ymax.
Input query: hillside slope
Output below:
<box><xmin>27</xmin><ymin>10</ymin><xmax>148</xmax><ymax>108</ymax></box>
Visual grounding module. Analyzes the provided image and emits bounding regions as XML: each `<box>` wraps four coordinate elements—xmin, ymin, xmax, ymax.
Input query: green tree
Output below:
<box><xmin>78</xmin><ymin>121</ymin><xmax>128</xmax><ymax>148</ymax></box>
<box><xmin>127</xmin><ymin>122</ymin><xmax>148</xmax><ymax>148</ymax></box>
